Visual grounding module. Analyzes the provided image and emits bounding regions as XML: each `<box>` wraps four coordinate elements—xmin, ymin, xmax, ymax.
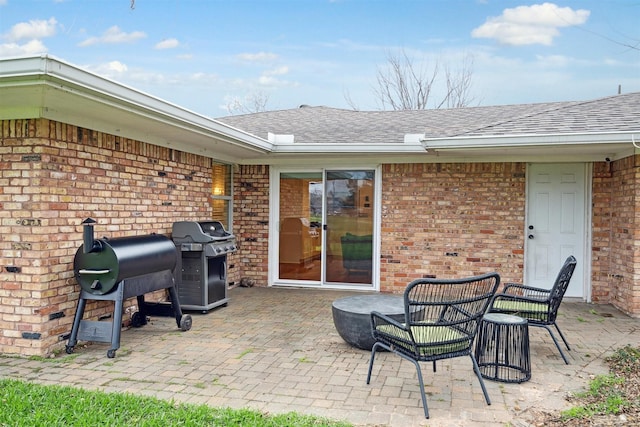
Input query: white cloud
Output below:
<box><xmin>257</xmin><ymin>74</ymin><xmax>298</xmax><ymax>88</ymax></box>
<box><xmin>0</xmin><ymin>39</ymin><xmax>47</xmax><ymax>56</ymax></box>
<box><xmin>79</xmin><ymin>25</ymin><xmax>146</xmax><ymax>47</ymax></box>
<box><xmin>236</xmin><ymin>52</ymin><xmax>278</xmax><ymax>62</ymax></box>
<box><xmin>188</xmin><ymin>72</ymin><xmax>219</xmax><ymax>83</ymax></box>
<box><xmin>258</xmin><ymin>75</ymin><xmax>278</xmax><ymax>85</ymax></box>
<box><xmin>264</xmin><ymin>66</ymin><xmax>289</xmax><ymax>76</ymax></box>
<box><xmin>0</xmin><ymin>0</ymin><xmax>7</xmax><ymax>5</ymax></box>
<box><xmin>3</xmin><ymin>17</ymin><xmax>57</xmax><ymax>42</ymax></box>
<box><xmin>534</xmin><ymin>54</ymin><xmax>571</xmax><ymax>68</ymax></box>
<box><xmin>84</xmin><ymin>61</ymin><xmax>173</xmax><ymax>88</ymax></box>
<box><xmin>472</xmin><ymin>3</ymin><xmax>590</xmax><ymax>46</ymax></box>
<box><xmin>86</xmin><ymin>61</ymin><xmax>129</xmax><ymax>78</ymax></box>
<box><xmin>155</xmin><ymin>38</ymin><xmax>179</xmax><ymax>50</ymax></box>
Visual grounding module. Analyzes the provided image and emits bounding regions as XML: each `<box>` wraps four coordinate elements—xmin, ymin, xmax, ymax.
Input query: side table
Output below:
<box><xmin>474</xmin><ymin>312</ymin><xmax>531</xmax><ymax>383</ymax></box>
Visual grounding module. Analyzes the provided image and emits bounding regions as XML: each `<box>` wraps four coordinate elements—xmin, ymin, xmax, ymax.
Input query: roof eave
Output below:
<box><xmin>271</xmin><ymin>143</ymin><xmax>428</xmax><ymax>154</ymax></box>
<box><xmin>421</xmin><ymin>131</ymin><xmax>639</xmax><ymax>148</ymax></box>
<box><xmin>420</xmin><ymin>132</ymin><xmax>639</xmax><ymax>161</ymax></box>
<box><xmin>0</xmin><ymin>55</ymin><xmax>273</xmax><ymax>162</ymax></box>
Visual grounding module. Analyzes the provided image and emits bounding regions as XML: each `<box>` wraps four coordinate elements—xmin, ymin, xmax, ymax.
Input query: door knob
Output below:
<box><xmin>528</xmin><ymin>234</ymin><xmax>534</xmax><ymax>239</ymax></box>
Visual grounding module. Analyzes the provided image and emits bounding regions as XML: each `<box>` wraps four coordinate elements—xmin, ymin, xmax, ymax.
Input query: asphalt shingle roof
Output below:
<box><xmin>217</xmin><ymin>92</ymin><xmax>640</xmax><ymax>144</ymax></box>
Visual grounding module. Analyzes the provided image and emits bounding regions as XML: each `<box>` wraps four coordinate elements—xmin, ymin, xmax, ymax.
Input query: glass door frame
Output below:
<box><xmin>269</xmin><ymin>165</ymin><xmax>381</xmax><ymax>291</ymax></box>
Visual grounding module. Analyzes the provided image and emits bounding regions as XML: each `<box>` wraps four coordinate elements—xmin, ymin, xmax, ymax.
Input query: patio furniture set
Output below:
<box><xmin>332</xmin><ymin>255</ymin><xmax>577</xmax><ymax>419</ymax></box>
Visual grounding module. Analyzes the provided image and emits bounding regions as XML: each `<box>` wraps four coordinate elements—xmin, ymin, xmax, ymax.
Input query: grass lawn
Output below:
<box><xmin>0</xmin><ymin>379</ymin><xmax>352</xmax><ymax>427</ymax></box>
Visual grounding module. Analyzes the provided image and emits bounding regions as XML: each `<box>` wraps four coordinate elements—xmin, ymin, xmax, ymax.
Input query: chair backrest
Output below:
<box><xmin>548</xmin><ymin>255</ymin><xmax>577</xmax><ymax>318</ymax></box>
<box><xmin>403</xmin><ymin>272</ymin><xmax>500</xmax><ymax>339</ymax></box>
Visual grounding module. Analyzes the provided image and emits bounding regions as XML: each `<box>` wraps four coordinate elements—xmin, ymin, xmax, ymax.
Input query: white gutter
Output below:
<box><xmin>421</xmin><ymin>131</ymin><xmax>640</xmax><ymax>150</ymax></box>
<box><xmin>270</xmin><ymin>143</ymin><xmax>428</xmax><ymax>154</ymax></box>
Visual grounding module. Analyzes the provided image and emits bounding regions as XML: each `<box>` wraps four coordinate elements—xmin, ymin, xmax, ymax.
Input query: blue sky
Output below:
<box><xmin>1</xmin><ymin>0</ymin><xmax>638</xmax><ymax>116</ymax></box>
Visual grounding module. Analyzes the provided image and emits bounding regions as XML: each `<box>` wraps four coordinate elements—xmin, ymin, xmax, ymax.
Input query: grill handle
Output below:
<box><xmin>78</xmin><ymin>269</ymin><xmax>111</xmax><ymax>275</ymax></box>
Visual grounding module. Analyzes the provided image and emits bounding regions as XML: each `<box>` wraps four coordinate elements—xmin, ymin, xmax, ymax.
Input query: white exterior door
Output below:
<box><xmin>526</xmin><ymin>163</ymin><xmax>587</xmax><ymax>298</ymax></box>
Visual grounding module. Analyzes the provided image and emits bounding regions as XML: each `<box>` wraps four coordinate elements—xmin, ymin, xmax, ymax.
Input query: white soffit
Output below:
<box><xmin>0</xmin><ymin>55</ymin><xmax>272</xmax><ymax>163</ymax></box>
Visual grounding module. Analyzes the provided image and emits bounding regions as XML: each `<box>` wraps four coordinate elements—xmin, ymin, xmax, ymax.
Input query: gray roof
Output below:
<box><xmin>217</xmin><ymin>92</ymin><xmax>640</xmax><ymax>144</ymax></box>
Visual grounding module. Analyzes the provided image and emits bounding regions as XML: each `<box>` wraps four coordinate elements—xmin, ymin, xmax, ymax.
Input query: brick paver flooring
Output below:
<box><xmin>2</xmin><ymin>286</ymin><xmax>639</xmax><ymax>426</ymax></box>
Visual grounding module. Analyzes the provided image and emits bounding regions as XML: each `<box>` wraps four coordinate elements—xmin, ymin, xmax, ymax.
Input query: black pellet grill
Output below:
<box><xmin>66</xmin><ymin>218</ymin><xmax>192</xmax><ymax>358</ymax></box>
<box><xmin>172</xmin><ymin>221</ymin><xmax>237</xmax><ymax>312</ymax></box>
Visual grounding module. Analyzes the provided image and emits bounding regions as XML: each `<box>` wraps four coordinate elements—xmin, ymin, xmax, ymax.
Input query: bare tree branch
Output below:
<box><xmin>372</xmin><ymin>49</ymin><xmax>476</xmax><ymax>110</ymax></box>
<box><xmin>225</xmin><ymin>91</ymin><xmax>271</xmax><ymax>115</ymax></box>
<box><xmin>438</xmin><ymin>54</ymin><xmax>475</xmax><ymax>109</ymax></box>
<box><xmin>343</xmin><ymin>89</ymin><xmax>360</xmax><ymax>111</ymax></box>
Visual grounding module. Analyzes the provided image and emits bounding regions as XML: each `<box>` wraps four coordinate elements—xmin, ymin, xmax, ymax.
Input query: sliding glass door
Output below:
<box><xmin>278</xmin><ymin>172</ymin><xmax>323</xmax><ymax>281</ymax></box>
<box><xmin>276</xmin><ymin>169</ymin><xmax>375</xmax><ymax>288</ymax></box>
<box><xmin>324</xmin><ymin>170</ymin><xmax>374</xmax><ymax>285</ymax></box>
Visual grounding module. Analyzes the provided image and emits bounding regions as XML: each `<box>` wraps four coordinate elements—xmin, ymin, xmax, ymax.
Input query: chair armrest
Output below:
<box><xmin>370</xmin><ymin>311</ymin><xmax>407</xmax><ymax>332</ymax></box>
<box><xmin>492</xmin><ymin>293</ymin><xmax>548</xmax><ymax>305</ymax></box>
<box><xmin>371</xmin><ymin>311</ymin><xmax>421</xmax><ymax>355</ymax></box>
<box><xmin>501</xmin><ymin>283</ymin><xmax>551</xmax><ymax>300</ymax></box>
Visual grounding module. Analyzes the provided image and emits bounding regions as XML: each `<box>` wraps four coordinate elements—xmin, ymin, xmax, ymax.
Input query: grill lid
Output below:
<box><xmin>172</xmin><ymin>221</ymin><xmax>234</xmax><ymax>244</ymax></box>
<box><xmin>199</xmin><ymin>221</ymin><xmax>230</xmax><ymax>238</ymax></box>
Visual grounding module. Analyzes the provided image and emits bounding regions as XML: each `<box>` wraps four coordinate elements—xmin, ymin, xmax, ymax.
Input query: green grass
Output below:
<box><xmin>236</xmin><ymin>348</ymin><xmax>254</xmax><ymax>359</ymax></box>
<box><xmin>559</xmin><ymin>345</ymin><xmax>640</xmax><ymax>422</ymax></box>
<box><xmin>0</xmin><ymin>378</ymin><xmax>351</xmax><ymax>427</ymax></box>
<box><xmin>560</xmin><ymin>374</ymin><xmax>629</xmax><ymax>420</ymax></box>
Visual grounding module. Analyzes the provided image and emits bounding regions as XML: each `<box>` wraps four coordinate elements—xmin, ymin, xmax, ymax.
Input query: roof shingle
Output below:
<box><xmin>217</xmin><ymin>92</ymin><xmax>640</xmax><ymax>144</ymax></box>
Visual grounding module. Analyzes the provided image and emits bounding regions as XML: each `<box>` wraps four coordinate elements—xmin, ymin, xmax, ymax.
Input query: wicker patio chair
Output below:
<box><xmin>366</xmin><ymin>272</ymin><xmax>500</xmax><ymax>419</ymax></box>
<box><xmin>488</xmin><ymin>255</ymin><xmax>577</xmax><ymax>364</ymax></box>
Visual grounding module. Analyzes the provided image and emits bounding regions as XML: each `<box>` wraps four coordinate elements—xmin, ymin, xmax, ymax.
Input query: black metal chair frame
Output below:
<box><xmin>488</xmin><ymin>255</ymin><xmax>577</xmax><ymax>364</ymax></box>
<box><xmin>366</xmin><ymin>272</ymin><xmax>500</xmax><ymax>419</ymax></box>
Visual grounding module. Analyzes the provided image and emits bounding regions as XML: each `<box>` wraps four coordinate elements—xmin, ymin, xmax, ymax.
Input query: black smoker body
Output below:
<box><xmin>66</xmin><ymin>218</ymin><xmax>192</xmax><ymax>358</ymax></box>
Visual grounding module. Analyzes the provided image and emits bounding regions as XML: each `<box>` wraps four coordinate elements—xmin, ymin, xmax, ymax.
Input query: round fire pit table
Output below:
<box><xmin>332</xmin><ymin>294</ymin><xmax>405</xmax><ymax>350</ymax></box>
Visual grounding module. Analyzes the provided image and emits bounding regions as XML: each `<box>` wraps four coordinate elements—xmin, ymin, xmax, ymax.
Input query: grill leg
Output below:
<box><xmin>107</xmin><ymin>285</ymin><xmax>125</xmax><ymax>358</ymax></box>
<box><xmin>167</xmin><ymin>286</ymin><xmax>183</xmax><ymax>328</ymax></box>
<box><xmin>167</xmin><ymin>285</ymin><xmax>192</xmax><ymax>331</ymax></box>
<box><xmin>65</xmin><ymin>295</ymin><xmax>87</xmax><ymax>353</ymax></box>
<box><xmin>133</xmin><ymin>295</ymin><xmax>149</xmax><ymax>327</ymax></box>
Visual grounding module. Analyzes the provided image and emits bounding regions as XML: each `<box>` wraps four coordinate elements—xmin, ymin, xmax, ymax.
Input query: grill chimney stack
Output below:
<box><xmin>82</xmin><ymin>217</ymin><xmax>97</xmax><ymax>254</ymax></box>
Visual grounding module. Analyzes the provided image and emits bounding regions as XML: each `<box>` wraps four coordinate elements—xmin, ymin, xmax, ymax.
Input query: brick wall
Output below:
<box><xmin>379</xmin><ymin>163</ymin><xmax>526</xmax><ymax>293</ymax></box>
<box><xmin>591</xmin><ymin>161</ymin><xmax>613</xmax><ymax>303</ymax></box>
<box><xmin>234</xmin><ymin>165</ymin><xmax>270</xmax><ymax>286</ymax></box>
<box><xmin>233</xmin><ymin>160</ymin><xmax>640</xmax><ymax>312</ymax></box>
<box><xmin>0</xmin><ymin>118</ymin><xmax>232</xmax><ymax>356</ymax></box>
<box><xmin>233</xmin><ymin>163</ymin><xmax>528</xmax><ymax>293</ymax></box>
<box><xmin>606</xmin><ymin>156</ymin><xmax>640</xmax><ymax>315</ymax></box>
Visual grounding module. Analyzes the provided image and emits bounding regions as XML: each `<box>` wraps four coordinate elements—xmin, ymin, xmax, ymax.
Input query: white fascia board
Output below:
<box><xmin>2</xmin><ymin>55</ymin><xmax>273</xmax><ymax>154</ymax></box>
<box><xmin>421</xmin><ymin>131</ymin><xmax>640</xmax><ymax>150</ymax></box>
<box><xmin>0</xmin><ymin>55</ymin><xmax>51</xmax><ymax>77</ymax></box>
<box><xmin>271</xmin><ymin>143</ymin><xmax>428</xmax><ymax>154</ymax></box>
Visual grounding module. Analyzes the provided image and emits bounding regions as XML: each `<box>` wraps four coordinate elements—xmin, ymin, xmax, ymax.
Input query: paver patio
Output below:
<box><xmin>1</xmin><ymin>286</ymin><xmax>638</xmax><ymax>426</ymax></box>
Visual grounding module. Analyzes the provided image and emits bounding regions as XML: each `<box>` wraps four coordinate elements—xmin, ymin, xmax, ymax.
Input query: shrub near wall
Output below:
<box><xmin>380</xmin><ymin>162</ymin><xmax>526</xmax><ymax>293</ymax></box>
<box><xmin>0</xmin><ymin>118</ymin><xmax>231</xmax><ymax>357</ymax></box>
